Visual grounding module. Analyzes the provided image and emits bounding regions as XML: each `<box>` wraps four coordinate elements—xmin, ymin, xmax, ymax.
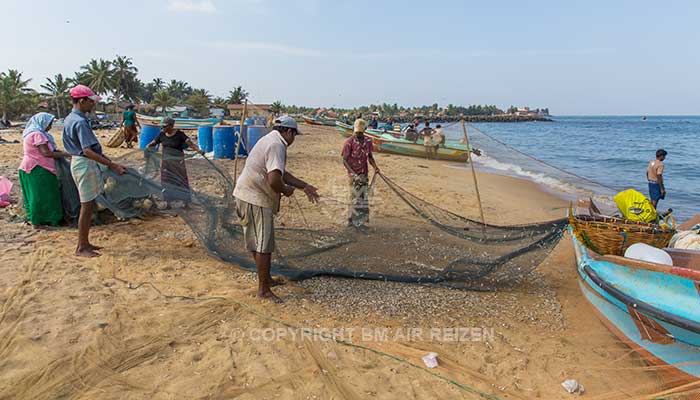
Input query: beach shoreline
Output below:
<box><xmin>0</xmin><ymin>124</ymin><xmax>667</xmax><ymax>399</ymax></box>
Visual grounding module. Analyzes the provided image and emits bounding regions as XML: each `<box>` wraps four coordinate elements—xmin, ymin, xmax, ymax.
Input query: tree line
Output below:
<box><xmin>1</xmin><ymin>55</ymin><xmax>542</xmax><ymax>122</ymax></box>
<box><xmin>0</xmin><ymin>55</ymin><xmax>252</xmax><ymax>120</ymax></box>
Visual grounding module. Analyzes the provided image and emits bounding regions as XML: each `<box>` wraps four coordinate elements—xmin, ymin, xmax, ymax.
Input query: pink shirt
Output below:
<box><xmin>342</xmin><ymin>135</ymin><xmax>373</xmax><ymax>175</ymax></box>
<box><xmin>19</xmin><ymin>131</ymin><xmax>57</xmax><ymax>175</ymax></box>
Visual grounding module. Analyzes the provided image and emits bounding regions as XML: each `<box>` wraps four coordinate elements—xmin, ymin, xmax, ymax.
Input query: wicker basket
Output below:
<box><xmin>569</xmin><ymin>208</ymin><xmax>675</xmax><ymax>256</ymax></box>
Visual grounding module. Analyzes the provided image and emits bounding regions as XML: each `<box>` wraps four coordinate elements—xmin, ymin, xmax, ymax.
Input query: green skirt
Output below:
<box><xmin>19</xmin><ymin>166</ymin><xmax>63</xmax><ymax>226</ymax></box>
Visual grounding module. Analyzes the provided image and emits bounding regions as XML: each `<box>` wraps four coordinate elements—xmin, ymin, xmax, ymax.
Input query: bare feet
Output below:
<box><xmin>86</xmin><ymin>243</ymin><xmax>103</xmax><ymax>251</ymax></box>
<box><xmin>75</xmin><ymin>248</ymin><xmax>100</xmax><ymax>257</ymax></box>
<box><xmin>258</xmin><ymin>290</ymin><xmax>283</xmax><ymax>303</ymax></box>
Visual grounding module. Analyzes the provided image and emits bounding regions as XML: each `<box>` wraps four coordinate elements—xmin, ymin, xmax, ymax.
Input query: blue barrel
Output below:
<box><xmin>233</xmin><ymin>124</ymin><xmax>248</xmax><ymax>156</ymax></box>
<box><xmin>247</xmin><ymin>125</ymin><xmax>269</xmax><ymax>153</ymax></box>
<box><xmin>213</xmin><ymin>126</ymin><xmax>235</xmax><ymax>159</ymax></box>
<box><xmin>139</xmin><ymin>124</ymin><xmax>161</xmax><ymax>149</ymax></box>
<box><xmin>197</xmin><ymin>126</ymin><xmax>213</xmax><ymax>153</ymax></box>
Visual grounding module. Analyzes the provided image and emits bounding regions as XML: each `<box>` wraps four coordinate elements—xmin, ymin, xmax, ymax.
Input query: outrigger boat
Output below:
<box><xmin>570</xmin><ymin>214</ymin><xmax>700</xmax><ymax>388</ymax></box>
<box><xmin>336</xmin><ymin>121</ymin><xmax>473</xmax><ymax>162</ymax></box>
<box><xmin>136</xmin><ymin>114</ymin><xmax>221</xmax><ymax>130</ymax></box>
<box><xmin>301</xmin><ymin>115</ymin><xmax>337</xmax><ymax>126</ymax></box>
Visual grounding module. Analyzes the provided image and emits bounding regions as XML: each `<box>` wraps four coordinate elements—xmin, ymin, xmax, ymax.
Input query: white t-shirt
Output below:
<box><xmin>233</xmin><ymin>130</ymin><xmax>287</xmax><ymax>211</ymax></box>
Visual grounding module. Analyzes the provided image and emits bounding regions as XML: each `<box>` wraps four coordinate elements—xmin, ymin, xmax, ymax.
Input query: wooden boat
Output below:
<box><xmin>336</xmin><ymin>121</ymin><xmax>472</xmax><ymax>162</ymax></box>
<box><xmin>136</xmin><ymin>114</ymin><xmax>221</xmax><ymax>130</ymax></box>
<box><xmin>301</xmin><ymin>115</ymin><xmax>337</xmax><ymax>126</ymax></box>
<box><xmin>571</xmin><ymin>227</ymin><xmax>700</xmax><ymax>387</ymax></box>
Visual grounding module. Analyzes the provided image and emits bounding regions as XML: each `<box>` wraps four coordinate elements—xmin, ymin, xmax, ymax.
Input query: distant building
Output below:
<box><xmin>511</xmin><ymin>106</ymin><xmax>550</xmax><ymax>117</ymax></box>
<box><xmin>227</xmin><ymin>104</ymin><xmax>271</xmax><ymax>118</ymax></box>
<box><xmin>209</xmin><ymin>107</ymin><xmax>225</xmax><ymax>118</ymax></box>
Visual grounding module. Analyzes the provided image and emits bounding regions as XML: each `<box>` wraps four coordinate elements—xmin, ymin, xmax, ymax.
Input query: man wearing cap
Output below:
<box><xmin>342</xmin><ymin>118</ymin><xmax>379</xmax><ymax>228</ymax></box>
<box><xmin>233</xmin><ymin>115</ymin><xmax>320</xmax><ymax>302</ymax></box>
<box><xmin>63</xmin><ymin>85</ymin><xmax>127</xmax><ymax>257</ymax></box>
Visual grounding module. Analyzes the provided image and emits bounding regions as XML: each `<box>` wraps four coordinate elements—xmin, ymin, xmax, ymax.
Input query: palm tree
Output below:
<box><xmin>151</xmin><ymin>90</ymin><xmax>177</xmax><ymax>116</ymax></box>
<box><xmin>152</xmin><ymin>78</ymin><xmax>165</xmax><ymax>91</ymax></box>
<box><xmin>112</xmin><ymin>55</ymin><xmax>138</xmax><ymax>111</ymax></box>
<box><xmin>80</xmin><ymin>58</ymin><xmax>114</xmax><ymax>97</ymax></box>
<box><xmin>0</xmin><ymin>69</ymin><xmax>32</xmax><ymax>121</ymax></box>
<box><xmin>166</xmin><ymin>80</ymin><xmax>192</xmax><ymax>101</ymax></box>
<box><xmin>269</xmin><ymin>101</ymin><xmax>283</xmax><ymax>116</ymax></box>
<box><xmin>192</xmin><ymin>88</ymin><xmax>211</xmax><ymax>100</ymax></box>
<box><xmin>40</xmin><ymin>74</ymin><xmax>70</xmax><ymax>117</ymax></box>
<box><xmin>226</xmin><ymin>86</ymin><xmax>248</xmax><ymax>105</ymax></box>
<box><xmin>186</xmin><ymin>93</ymin><xmax>210</xmax><ymax>116</ymax></box>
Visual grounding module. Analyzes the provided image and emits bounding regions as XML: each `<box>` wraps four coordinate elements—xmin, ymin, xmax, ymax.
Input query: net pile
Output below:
<box><xmin>96</xmin><ymin>150</ymin><xmax>567</xmax><ymax>290</ymax></box>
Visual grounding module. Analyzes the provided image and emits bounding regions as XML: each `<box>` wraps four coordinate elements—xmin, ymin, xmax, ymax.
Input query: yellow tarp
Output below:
<box><xmin>614</xmin><ymin>189</ymin><xmax>657</xmax><ymax>223</ymax></box>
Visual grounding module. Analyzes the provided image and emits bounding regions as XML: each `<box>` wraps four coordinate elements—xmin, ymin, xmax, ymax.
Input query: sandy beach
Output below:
<box><xmin>0</xmin><ymin>124</ymin><xmax>668</xmax><ymax>399</ymax></box>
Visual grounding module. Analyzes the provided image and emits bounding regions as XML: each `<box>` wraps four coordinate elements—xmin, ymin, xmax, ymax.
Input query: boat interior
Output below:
<box><xmin>575</xmin><ymin>198</ymin><xmax>700</xmax><ymax>273</ymax></box>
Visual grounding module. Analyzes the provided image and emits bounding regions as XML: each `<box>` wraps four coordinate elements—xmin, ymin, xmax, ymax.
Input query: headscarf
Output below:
<box><xmin>22</xmin><ymin>112</ymin><xmax>57</xmax><ymax>149</ymax></box>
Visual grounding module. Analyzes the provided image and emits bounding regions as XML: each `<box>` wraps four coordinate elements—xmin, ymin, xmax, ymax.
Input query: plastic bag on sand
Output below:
<box><xmin>422</xmin><ymin>352</ymin><xmax>438</xmax><ymax>368</ymax></box>
<box><xmin>0</xmin><ymin>176</ymin><xmax>12</xmax><ymax>207</ymax></box>
<box><xmin>624</xmin><ymin>243</ymin><xmax>673</xmax><ymax>266</ymax></box>
<box><xmin>561</xmin><ymin>379</ymin><xmax>585</xmax><ymax>394</ymax></box>
<box><xmin>669</xmin><ymin>225</ymin><xmax>700</xmax><ymax>251</ymax></box>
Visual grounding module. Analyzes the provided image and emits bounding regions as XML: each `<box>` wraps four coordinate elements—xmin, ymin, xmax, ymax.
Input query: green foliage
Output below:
<box><xmin>0</xmin><ymin>69</ymin><xmax>35</xmax><ymax>120</ymax></box>
<box><xmin>80</xmin><ymin>58</ymin><xmax>114</xmax><ymax>96</ymax></box>
<box><xmin>269</xmin><ymin>101</ymin><xmax>283</xmax><ymax>116</ymax></box>
<box><xmin>40</xmin><ymin>73</ymin><xmax>71</xmax><ymax>117</ymax></box>
<box><xmin>151</xmin><ymin>90</ymin><xmax>177</xmax><ymax>115</ymax></box>
<box><xmin>112</xmin><ymin>55</ymin><xmax>140</xmax><ymax>108</ymax></box>
<box><xmin>226</xmin><ymin>86</ymin><xmax>248</xmax><ymax>105</ymax></box>
<box><xmin>166</xmin><ymin>80</ymin><xmax>193</xmax><ymax>102</ymax></box>
<box><xmin>186</xmin><ymin>93</ymin><xmax>211</xmax><ymax>116</ymax></box>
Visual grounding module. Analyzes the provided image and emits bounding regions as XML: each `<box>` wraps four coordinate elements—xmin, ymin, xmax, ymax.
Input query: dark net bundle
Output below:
<box><xmin>97</xmin><ymin>150</ymin><xmax>567</xmax><ymax>290</ymax></box>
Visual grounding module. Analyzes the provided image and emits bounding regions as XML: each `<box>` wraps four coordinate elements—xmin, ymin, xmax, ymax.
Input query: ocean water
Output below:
<box><xmin>443</xmin><ymin>116</ymin><xmax>699</xmax><ymax>221</ymax></box>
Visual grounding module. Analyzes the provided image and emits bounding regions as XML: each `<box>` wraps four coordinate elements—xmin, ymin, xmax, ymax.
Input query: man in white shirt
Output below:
<box><xmin>233</xmin><ymin>115</ymin><xmax>319</xmax><ymax>302</ymax></box>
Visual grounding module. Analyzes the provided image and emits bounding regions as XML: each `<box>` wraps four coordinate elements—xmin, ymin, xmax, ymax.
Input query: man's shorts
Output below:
<box><xmin>70</xmin><ymin>156</ymin><xmax>101</xmax><ymax>203</ymax></box>
<box><xmin>235</xmin><ymin>198</ymin><xmax>275</xmax><ymax>254</ymax></box>
<box><xmin>648</xmin><ymin>181</ymin><xmax>663</xmax><ymax>203</ymax></box>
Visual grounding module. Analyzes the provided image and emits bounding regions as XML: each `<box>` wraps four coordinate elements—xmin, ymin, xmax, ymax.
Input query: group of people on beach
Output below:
<box><xmin>16</xmin><ymin>83</ymin><xmax>381</xmax><ymax>302</ymax></box>
<box><xmin>15</xmin><ymin>82</ymin><xmax>672</xmax><ymax>303</ymax></box>
<box><xmin>17</xmin><ymin>84</ymin><xmax>204</xmax><ymax>257</ymax></box>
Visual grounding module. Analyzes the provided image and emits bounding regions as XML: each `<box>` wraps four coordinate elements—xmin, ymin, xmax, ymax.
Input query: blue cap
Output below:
<box><xmin>273</xmin><ymin>115</ymin><xmax>300</xmax><ymax>134</ymax></box>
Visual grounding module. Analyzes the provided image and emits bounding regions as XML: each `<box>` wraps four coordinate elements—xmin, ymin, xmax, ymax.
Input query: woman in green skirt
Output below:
<box><xmin>18</xmin><ymin>113</ymin><xmax>71</xmax><ymax>226</ymax></box>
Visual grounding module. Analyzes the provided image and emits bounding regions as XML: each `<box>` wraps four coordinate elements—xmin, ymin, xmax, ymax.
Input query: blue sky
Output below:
<box><xmin>2</xmin><ymin>0</ymin><xmax>700</xmax><ymax>114</ymax></box>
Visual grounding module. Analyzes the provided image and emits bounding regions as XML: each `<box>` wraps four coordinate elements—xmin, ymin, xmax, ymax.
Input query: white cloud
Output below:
<box><xmin>167</xmin><ymin>0</ymin><xmax>217</xmax><ymax>14</ymax></box>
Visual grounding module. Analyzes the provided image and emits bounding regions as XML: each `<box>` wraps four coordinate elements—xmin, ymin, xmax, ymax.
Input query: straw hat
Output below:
<box><xmin>353</xmin><ymin>118</ymin><xmax>367</xmax><ymax>133</ymax></box>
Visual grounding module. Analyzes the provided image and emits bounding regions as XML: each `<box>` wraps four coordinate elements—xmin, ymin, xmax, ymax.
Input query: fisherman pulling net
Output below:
<box><xmin>94</xmin><ymin>145</ymin><xmax>567</xmax><ymax>290</ymax></box>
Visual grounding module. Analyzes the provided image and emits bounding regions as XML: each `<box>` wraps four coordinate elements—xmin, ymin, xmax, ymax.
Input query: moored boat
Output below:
<box><xmin>570</xmin><ymin>226</ymin><xmax>700</xmax><ymax>388</ymax></box>
<box><xmin>136</xmin><ymin>114</ymin><xmax>221</xmax><ymax>130</ymax></box>
<box><xmin>336</xmin><ymin>121</ymin><xmax>472</xmax><ymax>161</ymax></box>
<box><xmin>301</xmin><ymin>115</ymin><xmax>337</xmax><ymax>126</ymax></box>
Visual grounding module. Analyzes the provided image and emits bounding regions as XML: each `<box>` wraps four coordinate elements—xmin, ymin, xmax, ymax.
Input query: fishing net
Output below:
<box><xmin>455</xmin><ymin>123</ymin><xmax>618</xmax><ymax>210</ymax></box>
<box><xmin>95</xmin><ymin>149</ymin><xmax>567</xmax><ymax>290</ymax></box>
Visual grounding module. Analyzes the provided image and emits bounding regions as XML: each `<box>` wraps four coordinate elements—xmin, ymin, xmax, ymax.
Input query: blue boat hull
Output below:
<box><xmin>571</xmin><ymin>229</ymin><xmax>700</xmax><ymax>382</ymax></box>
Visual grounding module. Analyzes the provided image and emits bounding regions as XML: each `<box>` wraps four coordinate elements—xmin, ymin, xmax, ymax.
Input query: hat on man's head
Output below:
<box><xmin>161</xmin><ymin>117</ymin><xmax>175</xmax><ymax>127</ymax></box>
<box><xmin>69</xmin><ymin>84</ymin><xmax>101</xmax><ymax>102</ymax></box>
<box><xmin>274</xmin><ymin>115</ymin><xmax>301</xmax><ymax>134</ymax></box>
<box><xmin>353</xmin><ymin>118</ymin><xmax>367</xmax><ymax>133</ymax></box>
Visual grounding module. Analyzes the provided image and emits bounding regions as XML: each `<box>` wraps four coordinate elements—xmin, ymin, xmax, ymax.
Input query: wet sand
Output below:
<box><xmin>0</xmin><ymin>123</ymin><xmax>667</xmax><ymax>399</ymax></box>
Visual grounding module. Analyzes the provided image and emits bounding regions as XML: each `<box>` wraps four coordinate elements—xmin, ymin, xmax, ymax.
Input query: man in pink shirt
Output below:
<box><xmin>342</xmin><ymin>118</ymin><xmax>380</xmax><ymax>228</ymax></box>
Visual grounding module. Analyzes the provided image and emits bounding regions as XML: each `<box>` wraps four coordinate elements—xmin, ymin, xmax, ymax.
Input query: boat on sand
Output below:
<box><xmin>336</xmin><ymin>121</ymin><xmax>473</xmax><ymax>162</ymax></box>
<box><xmin>570</xmin><ymin>214</ymin><xmax>700</xmax><ymax>388</ymax></box>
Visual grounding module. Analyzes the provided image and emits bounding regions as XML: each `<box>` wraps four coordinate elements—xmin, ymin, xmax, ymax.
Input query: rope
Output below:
<box><xmin>110</xmin><ymin>272</ymin><xmax>503</xmax><ymax>400</ymax></box>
